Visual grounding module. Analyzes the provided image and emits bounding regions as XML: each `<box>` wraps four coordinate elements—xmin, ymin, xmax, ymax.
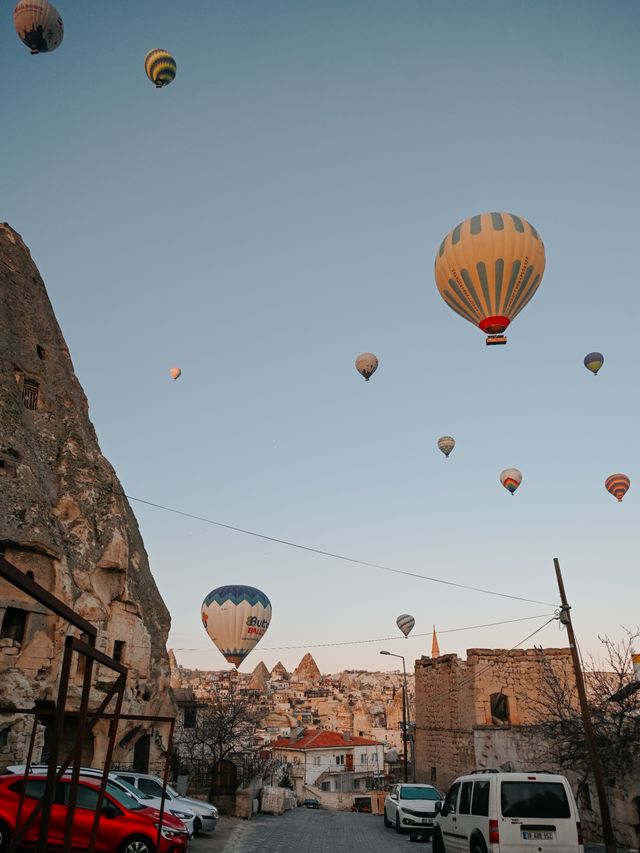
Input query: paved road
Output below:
<box><xmin>220</xmin><ymin>808</ymin><xmax>428</xmax><ymax>852</ymax></box>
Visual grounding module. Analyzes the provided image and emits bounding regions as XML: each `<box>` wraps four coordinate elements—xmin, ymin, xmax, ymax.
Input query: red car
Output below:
<box><xmin>0</xmin><ymin>773</ymin><xmax>189</xmax><ymax>852</ymax></box>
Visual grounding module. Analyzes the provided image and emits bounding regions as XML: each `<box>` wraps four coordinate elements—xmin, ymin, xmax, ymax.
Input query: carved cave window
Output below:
<box><xmin>22</xmin><ymin>379</ymin><xmax>39</xmax><ymax>410</ymax></box>
<box><xmin>430</xmin><ymin>766</ymin><xmax>437</xmax><ymax>784</ymax></box>
<box><xmin>0</xmin><ymin>727</ymin><xmax>9</xmax><ymax>748</ymax></box>
<box><xmin>490</xmin><ymin>692</ymin><xmax>510</xmax><ymax>724</ymax></box>
<box><xmin>36</xmin><ymin>345</ymin><xmax>45</xmax><ymax>360</ymax></box>
<box><xmin>113</xmin><ymin>640</ymin><xmax>126</xmax><ymax>663</ymax></box>
<box><xmin>1</xmin><ymin>607</ymin><xmax>27</xmax><ymax>644</ymax></box>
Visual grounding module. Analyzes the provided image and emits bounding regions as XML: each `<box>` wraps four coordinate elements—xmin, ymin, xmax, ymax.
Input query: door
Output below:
<box><xmin>439</xmin><ymin>782</ymin><xmax>462</xmax><ymax>853</ymax></box>
<box><xmin>454</xmin><ymin>780</ymin><xmax>474</xmax><ymax>851</ymax></box>
<box><xmin>133</xmin><ymin>735</ymin><xmax>151</xmax><ymax>773</ymax></box>
<box><xmin>59</xmin><ymin>782</ymin><xmax>122</xmax><ymax>853</ymax></box>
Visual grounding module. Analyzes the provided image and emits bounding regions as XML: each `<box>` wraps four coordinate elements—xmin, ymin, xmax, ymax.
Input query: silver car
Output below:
<box><xmin>114</xmin><ymin>771</ymin><xmax>218</xmax><ymax>835</ymax></box>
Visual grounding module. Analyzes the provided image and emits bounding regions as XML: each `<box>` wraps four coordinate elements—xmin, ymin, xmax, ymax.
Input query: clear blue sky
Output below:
<box><xmin>3</xmin><ymin>0</ymin><xmax>639</xmax><ymax>673</ymax></box>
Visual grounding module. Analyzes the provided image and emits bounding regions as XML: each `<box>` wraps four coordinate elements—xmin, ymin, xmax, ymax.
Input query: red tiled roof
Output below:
<box><xmin>270</xmin><ymin>729</ymin><xmax>381</xmax><ymax>750</ymax></box>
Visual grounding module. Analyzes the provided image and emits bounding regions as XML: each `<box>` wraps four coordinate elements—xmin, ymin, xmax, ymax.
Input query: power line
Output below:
<box><xmin>172</xmin><ymin>613</ymin><xmax>555</xmax><ymax>654</ymax></box>
<box><xmin>118</xmin><ymin>491</ymin><xmax>556</xmax><ymax>607</ymax></box>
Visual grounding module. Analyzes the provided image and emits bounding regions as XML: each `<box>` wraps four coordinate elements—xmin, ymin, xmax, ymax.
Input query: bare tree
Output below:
<box><xmin>534</xmin><ymin>629</ymin><xmax>640</xmax><ymax>784</ymax></box>
<box><xmin>174</xmin><ymin>682</ymin><xmax>264</xmax><ymax>776</ymax></box>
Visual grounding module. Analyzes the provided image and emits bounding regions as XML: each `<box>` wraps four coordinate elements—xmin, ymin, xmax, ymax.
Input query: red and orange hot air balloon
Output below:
<box><xmin>605</xmin><ymin>474</ymin><xmax>630</xmax><ymax>502</ymax></box>
<box><xmin>434</xmin><ymin>212</ymin><xmax>546</xmax><ymax>345</ymax></box>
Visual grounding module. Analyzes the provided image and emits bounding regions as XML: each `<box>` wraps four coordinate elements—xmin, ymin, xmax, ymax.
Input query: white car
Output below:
<box><xmin>114</xmin><ymin>771</ymin><xmax>218</xmax><ymax>835</ymax></box>
<box><xmin>432</xmin><ymin>770</ymin><xmax>583</xmax><ymax>853</ymax></box>
<box><xmin>4</xmin><ymin>764</ymin><xmax>197</xmax><ymax>837</ymax></box>
<box><xmin>384</xmin><ymin>783</ymin><xmax>444</xmax><ymax>835</ymax></box>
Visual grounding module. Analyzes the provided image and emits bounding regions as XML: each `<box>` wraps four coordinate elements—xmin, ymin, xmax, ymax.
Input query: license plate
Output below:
<box><xmin>421</xmin><ymin>819</ymin><xmax>432</xmax><ymax>825</ymax></box>
<box><xmin>522</xmin><ymin>831</ymin><xmax>555</xmax><ymax>840</ymax></box>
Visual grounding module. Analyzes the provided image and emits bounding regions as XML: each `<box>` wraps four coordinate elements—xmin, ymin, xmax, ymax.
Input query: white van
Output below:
<box><xmin>433</xmin><ymin>770</ymin><xmax>583</xmax><ymax>853</ymax></box>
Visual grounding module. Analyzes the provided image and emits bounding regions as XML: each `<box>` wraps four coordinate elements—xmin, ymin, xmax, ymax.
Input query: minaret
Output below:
<box><xmin>431</xmin><ymin>625</ymin><xmax>440</xmax><ymax>658</ymax></box>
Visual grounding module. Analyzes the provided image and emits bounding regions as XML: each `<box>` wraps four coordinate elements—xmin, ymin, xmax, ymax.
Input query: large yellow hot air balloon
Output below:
<box><xmin>434</xmin><ymin>212</ymin><xmax>546</xmax><ymax>345</ymax></box>
<box><xmin>13</xmin><ymin>0</ymin><xmax>64</xmax><ymax>54</ymax></box>
<box><xmin>201</xmin><ymin>585</ymin><xmax>272</xmax><ymax>668</ymax></box>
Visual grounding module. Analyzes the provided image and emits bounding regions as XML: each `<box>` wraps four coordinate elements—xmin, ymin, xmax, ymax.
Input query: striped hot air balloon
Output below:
<box><xmin>201</xmin><ymin>585</ymin><xmax>271</xmax><ymax>668</ymax></box>
<box><xmin>500</xmin><ymin>468</ymin><xmax>522</xmax><ymax>495</ymax></box>
<box><xmin>437</xmin><ymin>436</ymin><xmax>455</xmax><ymax>458</ymax></box>
<box><xmin>144</xmin><ymin>49</ymin><xmax>177</xmax><ymax>88</ymax></box>
<box><xmin>13</xmin><ymin>0</ymin><xmax>64</xmax><ymax>54</ymax></box>
<box><xmin>605</xmin><ymin>474</ymin><xmax>630</xmax><ymax>502</ymax></box>
<box><xmin>355</xmin><ymin>353</ymin><xmax>378</xmax><ymax>381</ymax></box>
<box><xmin>584</xmin><ymin>352</ymin><xmax>604</xmax><ymax>375</ymax></box>
<box><xmin>434</xmin><ymin>212</ymin><xmax>546</xmax><ymax>345</ymax></box>
<box><xmin>396</xmin><ymin>614</ymin><xmax>415</xmax><ymax>638</ymax></box>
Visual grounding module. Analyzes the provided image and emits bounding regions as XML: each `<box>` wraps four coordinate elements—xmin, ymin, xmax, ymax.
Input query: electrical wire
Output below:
<box><xmin>171</xmin><ymin>612</ymin><xmax>556</xmax><ymax>654</ymax></box>
<box><xmin>114</xmin><ymin>490</ymin><xmax>556</xmax><ymax>607</ymax></box>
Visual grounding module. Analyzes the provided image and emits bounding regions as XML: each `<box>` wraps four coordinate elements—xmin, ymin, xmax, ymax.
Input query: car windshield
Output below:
<box><xmin>501</xmin><ymin>782</ymin><xmax>571</xmax><ymax>818</ymax></box>
<box><xmin>114</xmin><ymin>777</ymin><xmax>153</xmax><ymax>801</ymax></box>
<box><xmin>400</xmin><ymin>786</ymin><xmax>441</xmax><ymax>801</ymax></box>
<box><xmin>105</xmin><ymin>781</ymin><xmax>145</xmax><ymax>811</ymax></box>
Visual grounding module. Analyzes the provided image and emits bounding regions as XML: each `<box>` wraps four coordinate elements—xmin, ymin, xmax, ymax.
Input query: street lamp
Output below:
<box><xmin>380</xmin><ymin>650</ymin><xmax>414</xmax><ymax>783</ymax></box>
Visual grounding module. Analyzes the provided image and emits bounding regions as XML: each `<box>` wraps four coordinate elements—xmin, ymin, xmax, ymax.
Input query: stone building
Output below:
<box><xmin>0</xmin><ymin>223</ymin><xmax>175</xmax><ymax>771</ymax></box>
<box><xmin>414</xmin><ymin>647</ymin><xmax>640</xmax><ymax>846</ymax></box>
<box><xmin>414</xmin><ymin>647</ymin><xmax>574</xmax><ymax>792</ymax></box>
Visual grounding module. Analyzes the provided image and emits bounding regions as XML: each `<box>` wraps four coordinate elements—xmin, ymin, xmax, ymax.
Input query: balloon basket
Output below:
<box><xmin>486</xmin><ymin>335</ymin><xmax>507</xmax><ymax>346</ymax></box>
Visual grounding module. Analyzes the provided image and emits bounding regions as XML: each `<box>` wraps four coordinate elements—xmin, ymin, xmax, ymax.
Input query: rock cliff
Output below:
<box><xmin>0</xmin><ymin>223</ymin><xmax>174</xmax><ymax>768</ymax></box>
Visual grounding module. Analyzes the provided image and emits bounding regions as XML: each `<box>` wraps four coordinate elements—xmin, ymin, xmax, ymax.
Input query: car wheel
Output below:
<box><xmin>471</xmin><ymin>837</ymin><xmax>488</xmax><ymax>853</ymax></box>
<box><xmin>118</xmin><ymin>835</ymin><xmax>156</xmax><ymax>853</ymax></box>
<box><xmin>383</xmin><ymin>808</ymin><xmax>392</xmax><ymax>828</ymax></box>
<box><xmin>193</xmin><ymin>816</ymin><xmax>202</xmax><ymax>836</ymax></box>
<box><xmin>433</xmin><ymin>828</ymin><xmax>445</xmax><ymax>853</ymax></box>
<box><xmin>0</xmin><ymin>820</ymin><xmax>11</xmax><ymax>853</ymax></box>
<box><xmin>395</xmin><ymin>813</ymin><xmax>401</xmax><ymax>833</ymax></box>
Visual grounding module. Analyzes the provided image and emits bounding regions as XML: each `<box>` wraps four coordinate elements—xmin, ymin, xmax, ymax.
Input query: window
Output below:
<box><xmin>335</xmin><ymin>755</ymin><xmax>344</xmax><ymax>765</ymax></box>
<box><xmin>459</xmin><ymin>781</ymin><xmax>473</xmax><ymax>814</ymax></box>
<box><xmin>62</xmin><ymin>782</ymin><xmax>99</xmax><ymax>810</ymax></box>
<box><xmin>113</xmin><ymin>640</ymin><xmax>126</xmax><ymax>663</ymax></box>
<box><xmin>313</xmin><ymin>756</ymin><xmax>321</xmax><ymax>766</ymax></box>
<box><xmin>22</xmin><ymin>379</ymin><xmax>39</xmax><ymax>410</ymax></box>
<box><xmin>500</xmin><ymin>782</ymin><xmax>571</xmax><ymax>819</ymax></box>
<box><xmin>1</xmin><ymin>607</ymin><xmax>27</xmax><ymax>644</ymax></box>
<box><xmin>442</xmin><ymin>782</ymin><xmax>460</xmax><ymax>816</ymax></box>
<box><xmin>472</xmin><ymin>780</ymin><xmax>490</xmax><ymax>816</ymax></box>
<box><xmin>138</xmin><ymin>778</ymin><xmax>165</xmax><ymax>799</ymax></box>
<box><xmin>0</xmin><ymin>727</ymin><xmax>9</xmax><ymax>747</ymax></box>
<box><xmin>183</xmin><ymin>706</ymin><xmax>196</xmax><ymax>729</ymax></box>
<box><xmin>430</xmin><ymin>766</ymin><xmax>437</xmax><ymax>785</ymax></box>
<box><xmin>0</xmin><ymin>460</ymin><xmax>16</xmax><ymax>479</ymax></box>
<box><xmin>490</xmin><ymin>692</ymin><xmax>510</xmax><ymax>724</ymax></box>
<box><xmin>577</xmin><ymin>781</ymin><xmax>592</xmax><ymax>811</ymax></box>
<box><xmin>321</xmin><ymin>781</ymin><xmax>330</xmax><ymax>792</ymax></box>
<box><xmin>36</xmin><ymin>345</ymin><xmax>45</xmax><ymax>360</ymax></box>
<box><xmin>9</xmin><ymin>779</ymin><xmax>46</xmax><ymax>800</ymax></box>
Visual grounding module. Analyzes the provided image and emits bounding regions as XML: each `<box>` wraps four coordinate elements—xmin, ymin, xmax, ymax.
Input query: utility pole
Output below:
<box><xmin>554</xmin><ymin>558</ymin><xmax>617</xmax><ymax>853</ymax></box>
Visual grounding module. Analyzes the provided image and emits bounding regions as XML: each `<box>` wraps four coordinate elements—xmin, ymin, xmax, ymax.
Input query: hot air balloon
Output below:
<box><xmin>201</xmin><ymin>585</ymin><xmax>272</xmax><ymax>667</ymax></box>
<box><xmin>434</xmin><ymin>212</ymin><xmax>546</xmax><ymax>345</ymax></box>
<box><xmin>169</xmin><ymin>367</ymin><xmax>181</xmax><ymax>381</ymax></box>
<box><xmin>355</xmin><ymin>353</ymin><xmax>378</xmax><ymax>381</ymax></box>
<box><xmin>437</xmin><ymin>436</ymin><xmax>455</xmax><ymax>459</ymax></box>
<box><xmin>14</xmin><ymin>0</ymin><xmax>64</xmax><ymax>54</ymax></box>
<box><xmin>396</xmin><ymin>614</ymin><xmax>415</xmax><ymax>638</ymax></box>
<box><xmin>500</xmin><ymin>468</ymin><xmax>522</xmax><ymax>495</ymax></box>
<box><xmin>145</xmin><ymin>49</ymin><xmax>177</xmax><ymax>88</ymax></box>
<box><xmin>605</xmin><ymin>474</ymin><xmax>630</xmax><ymax>502</ymax></box>
<box><xmin>584</xmin><ymin>352</ymin><xmax>604</xmax><ymax>376</ymax></box>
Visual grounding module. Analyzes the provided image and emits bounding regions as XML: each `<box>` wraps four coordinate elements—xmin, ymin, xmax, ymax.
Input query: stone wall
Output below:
<box><xmin>0</xmin><ymin>223</ymin><xmax>175</xmax><ymax>770</ymax></box>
